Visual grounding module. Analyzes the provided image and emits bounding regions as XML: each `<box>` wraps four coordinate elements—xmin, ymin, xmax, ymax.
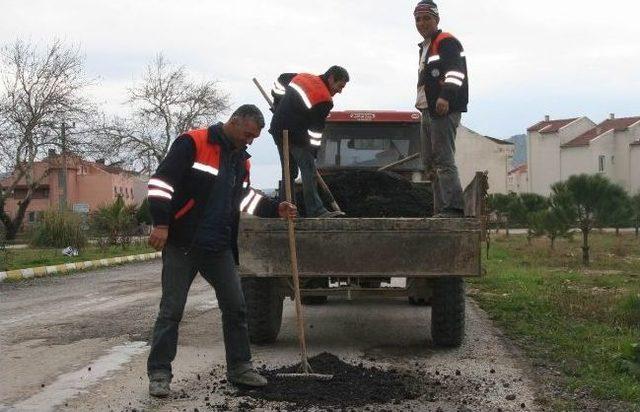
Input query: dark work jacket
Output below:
<box><xmin>418</xmin><ymin>30</ymin><xmax>469</xmax><ymax>116</ymax></box>
<box><xmin>192</xmin><ymin>132</ymin><xmax>241</xmax><ymax>252</ymax></box>
<box><xmin>147</xmin><ymin>123</ymin><xmax>278</xmax><ymax>264</ymax></box>
<box><xmin>269</xmin><ymin>73</ymin><xmax>333</xmax><ymax>149</ymax></box>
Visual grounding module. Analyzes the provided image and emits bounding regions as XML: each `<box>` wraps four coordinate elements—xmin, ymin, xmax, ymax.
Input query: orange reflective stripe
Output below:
<box><xmin>291</xmin><ymin>74</ymin><xmax>332</xmax><ymax>107</ymax></box>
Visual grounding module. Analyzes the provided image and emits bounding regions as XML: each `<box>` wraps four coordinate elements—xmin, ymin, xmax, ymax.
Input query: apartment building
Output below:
<box><xmin>527</xmin><ymin>114</ymin><xmax>640</xmax><ymax>195</ymax></box>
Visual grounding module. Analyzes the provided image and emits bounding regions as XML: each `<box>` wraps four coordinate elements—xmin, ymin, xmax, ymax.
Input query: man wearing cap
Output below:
<box><xmin>414</xmin><ymin>0</ymin><xmax>468</xmax><ymax>217</ymax></box>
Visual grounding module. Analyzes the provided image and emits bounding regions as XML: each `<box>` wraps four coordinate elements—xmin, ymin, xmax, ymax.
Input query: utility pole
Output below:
<box><xmin>59</xmin><ymin>122</ymin><xmax>74</xmax><ymax>210</ymax></box>
<box><xmin>60</xmin><ymin>122</ymin><xmax>68</xmax><ymax>210</ymax></box>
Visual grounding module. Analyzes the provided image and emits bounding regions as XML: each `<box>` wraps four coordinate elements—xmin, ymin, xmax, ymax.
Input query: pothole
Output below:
<box><xmin>238</xmin><ymin>352</ymin><xmax>421</xmax><ymax>409</ymax></box>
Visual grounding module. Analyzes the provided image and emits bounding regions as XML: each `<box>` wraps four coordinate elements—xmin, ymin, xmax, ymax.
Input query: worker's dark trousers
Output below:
<box><xmin>147</xmin><ymin>244</ymin><xmax>252</xmax><ymax>379</ymax></box>
<box><xmin>420</xmin><ymin>110</ymin><xmax>464</xmax><ymax>214</ymax></box>
<box><xmin>275</xmin><ymin>141</ymin><xmax>328</xmax><ymax>217</ymax></box>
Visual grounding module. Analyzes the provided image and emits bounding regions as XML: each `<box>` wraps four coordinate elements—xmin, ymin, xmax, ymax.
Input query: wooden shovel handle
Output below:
<box><xmin>283</xmin><ymin>130</ymin><xmax>310</xmax><ymax>373</ymax></box>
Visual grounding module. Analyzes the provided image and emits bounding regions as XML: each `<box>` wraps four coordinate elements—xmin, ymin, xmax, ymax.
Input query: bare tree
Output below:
<box><xmin>0</xmin><ymin>39</ymin><xmax>94</xmax><ymax>239</ymax></box>
<box><xmin>99</xmin><ymin>54</ymin><xmax>230</xmax><ymax>174</ymax></box>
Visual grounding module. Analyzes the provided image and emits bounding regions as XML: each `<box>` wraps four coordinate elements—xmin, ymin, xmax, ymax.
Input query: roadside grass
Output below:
<box><xmin>470</xmin><ymin>233</ymin><xmax>640</xmax><ymax>407</ymax></box>
<box><xmin>1</xmin><ymin>242</ymin><xmax>155</xmax><ymax>271</ymax></box>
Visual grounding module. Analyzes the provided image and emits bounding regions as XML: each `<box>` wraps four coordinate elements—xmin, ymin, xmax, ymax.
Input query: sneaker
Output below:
<box><xmin>148</xmin><ymin>375</ymin><xmax>171</xmax><ymax>397</ymax></box>
<box><xmin>228</xmin><ymin>368</ymin><xmax>268</xmax><ymax>388</ymax></box>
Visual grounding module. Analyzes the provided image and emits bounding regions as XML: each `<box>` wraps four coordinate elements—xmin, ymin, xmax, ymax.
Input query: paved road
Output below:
<box><xmin>0</xmin><ymin>262</ymin><xmax>543</xmax><ymax>411</ymax></box>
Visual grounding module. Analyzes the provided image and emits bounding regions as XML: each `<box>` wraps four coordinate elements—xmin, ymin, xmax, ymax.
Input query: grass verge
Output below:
<box><xmin>1</xmin><ymin>242</ymin><xmax>155</xmax><ymax>271</ymax></box>
<box><xmin>469</xmin><ymin>232</ymin><xmax>640</xmax><ymax>410</ymax></box>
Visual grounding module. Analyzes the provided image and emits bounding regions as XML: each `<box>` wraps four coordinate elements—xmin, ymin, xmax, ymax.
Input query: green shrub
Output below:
<box><xmin>614</xmin><ymin>294</ymin><xmax>640</xmax><ymax>329</ymax></box>
<box><xmin>30</xmin><ymin>209</ymin><xmax>87</xmax><ymax>248</ymax></box>
<box><xmin>89</xmin><ymin>196</ymin><xmax>138</xmax><ymax>248</ymax></box>
<box><xmin>0</xmin><ymin>231</ymin><xmax>10</xmax><ymax>271</ymax></box>
<box><xmin>136</xmin><ymin>198</ymin><xmax>152</xmax><ymax>225</ymax></box>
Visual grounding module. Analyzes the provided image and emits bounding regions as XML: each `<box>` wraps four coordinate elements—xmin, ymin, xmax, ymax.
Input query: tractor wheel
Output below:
<box><xmin>241</xmin><ymin>277</ymin><xmax>283</xmax><ymax>344</ymax></box>
<box><xmin>300</xmin><ymin>277</ymin><xmax>329</xmax><ymax>305</ymax></box>
<box><xmin>431</xmin><ymin>277</ymin><xmax>465</xmax><ymax>347</ymax></box>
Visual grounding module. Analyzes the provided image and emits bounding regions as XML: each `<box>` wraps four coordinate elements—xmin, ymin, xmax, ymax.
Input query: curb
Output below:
<box><xmin>0</xmin><ymin>251</ymin><xmax>162</xmax><ymax>283</ymax></box>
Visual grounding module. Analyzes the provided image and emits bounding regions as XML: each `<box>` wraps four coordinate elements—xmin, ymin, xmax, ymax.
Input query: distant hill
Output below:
<box><xmin>508</xmin><ymin>134</ymin><xmax>527</xmax><ymax>168</ymax></box>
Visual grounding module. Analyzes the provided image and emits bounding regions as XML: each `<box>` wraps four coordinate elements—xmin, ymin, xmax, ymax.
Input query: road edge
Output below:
<box><xmin>0</xmin><ymin>252</ymin><xmax>162</xmax><ymax>283</ymax></box>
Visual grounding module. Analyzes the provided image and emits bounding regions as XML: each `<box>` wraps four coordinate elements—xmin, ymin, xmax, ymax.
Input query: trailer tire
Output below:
<box><xmin>408</xmin><ymin>296</ymin><xmax>430</xmax><ymax>306</ymax></box>
<box><xmin>241</xmin><ymin>278</ymin><xmax>283</xmax><ymax>345</ymax></box>
<box><xmin>431</xmin><ymin>277</ymin><xmax>465</xmax><ymax>347</ymax></box>
<box><xmin>300</xmin><ymin>278</ymin><xmax>328</xmax><ymax>305</ymax></box>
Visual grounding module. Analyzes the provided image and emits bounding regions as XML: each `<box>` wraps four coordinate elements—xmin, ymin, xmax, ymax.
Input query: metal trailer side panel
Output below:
<box><xmin>238</xmin><ymin>218</ymin><xmax>481</xmax><ymax>278</ymax></box>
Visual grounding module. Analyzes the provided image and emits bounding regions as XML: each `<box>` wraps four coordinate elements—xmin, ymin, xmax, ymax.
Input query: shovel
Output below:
<box><xmin>276</xmin><ymin>129</ymin><xmax>333</xmax><ymax>381</ymax></box>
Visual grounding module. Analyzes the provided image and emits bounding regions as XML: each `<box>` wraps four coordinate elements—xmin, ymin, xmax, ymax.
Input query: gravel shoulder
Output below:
<box><xmin>1</xmin><ymin>263</ymin><xmax>547</xmax><ymax>411</ymax></box>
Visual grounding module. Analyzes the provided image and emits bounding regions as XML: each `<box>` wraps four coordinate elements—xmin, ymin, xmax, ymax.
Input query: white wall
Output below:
<box><xmin>507</xmin><ymin>170</ymin><xmax>528</xmax><ymax>194</ymax></box>
<box><xmin>455</xmin><ymin>126</ymin><xmax>513</xmax><ymax>194</ymax></box>
<box><xmin>590</xmin><ymin>131</ymin><xmax>617</xmax><ymax>182</ymax></box>
<box><xmin>616</xmin><ymin>123</ymin><xmax>640</xmax><ymax>193</ymax></box>
<box><xmin>528</xmin><ymin>130</ymin><xmax>559</xmax><ymax>195</ymax></box>
<box><xmin>630</xmin><ymin>146</ymin><xmax>640</xmax><ymax>195</ymax></box>
<box><xmin>560</xmin><ymin>145</ymin><xmax>591</xmax><ymax>180</ymax></box>
<box><xmin>528</xmin><ymin>117</ymin><xmax>595</xmax><ymax>195</ymax></box>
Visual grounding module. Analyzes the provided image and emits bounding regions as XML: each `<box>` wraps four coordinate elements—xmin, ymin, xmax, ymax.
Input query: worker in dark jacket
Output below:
<box><xmin>145</xmin><ymin>104</ymin><xmax>296</xmax><ymax>397</ymax></box>
<box><xmin>269</xmin><ymin>66</ymin><xmax>349</xmax><ymax>217</ymax></box>
<box><xmin>414</xmin><ymin>0</ymin><xmax>468</xmax><ymax>217</ymax></box>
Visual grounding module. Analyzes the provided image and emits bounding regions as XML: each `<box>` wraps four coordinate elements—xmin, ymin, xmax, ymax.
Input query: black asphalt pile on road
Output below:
<box><xmin>317</xmin><ymin>170</ymin><xmax>433</xmax><ymax>217</ymax></box>
<box><xmin>240</xmin><ymin>352</ymin><xmax>421</xmax><ymax>409</ymax></box>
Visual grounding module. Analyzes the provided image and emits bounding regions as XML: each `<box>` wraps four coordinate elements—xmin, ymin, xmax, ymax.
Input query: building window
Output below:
<box><xmin>611</xmin><ymin>155</ymin><xmax>615</xmax><ymax>165</ymax></box>
<box><xmin>598</xmin><ymin>155</ymin><xmax>605</xmax><ymax>172</ymax></box>
<box><xmin>28</xmin><ymin>211</ymin><xmax>35</xmax><ymax>223</ymax></box>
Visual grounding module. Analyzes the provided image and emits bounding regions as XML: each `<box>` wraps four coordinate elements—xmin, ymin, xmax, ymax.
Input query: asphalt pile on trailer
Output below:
<box><xmin>239</xmin><ymin>352</ymin><xmax>421</xmax><ymax>409</ymax></box>
<box><xmin>299</xmin><ymin>170</ymin><xmax>433</xmax><ymax>217</ymax></box>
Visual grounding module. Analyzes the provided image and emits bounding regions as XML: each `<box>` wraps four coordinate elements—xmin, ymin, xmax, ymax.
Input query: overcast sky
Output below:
<box><xmin>2</xmin><ymin>0</ymin><xmax>639</xmax><ymax>188</ymax></box>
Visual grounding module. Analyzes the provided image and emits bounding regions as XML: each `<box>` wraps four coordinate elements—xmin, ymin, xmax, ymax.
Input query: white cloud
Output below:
<box><xmin>2</xmin><ymin>0</ymin><xmax>639</xmax><ymax>187</ymax></box>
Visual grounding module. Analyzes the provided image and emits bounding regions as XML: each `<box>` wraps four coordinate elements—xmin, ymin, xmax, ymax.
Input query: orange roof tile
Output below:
<box><xmin>562</xmin><ymin>116</ymin><xmax>640</xmax><ymax>148</ymax></box>
<box><xmin>508</xmin><ymin>164</ymin><xmax>528</xmax><ymax>175</ymax></box>
<box><xmin>527</xmin><ymin>118</ymin><xmax>578</xmax><ymax>134</ymax></box>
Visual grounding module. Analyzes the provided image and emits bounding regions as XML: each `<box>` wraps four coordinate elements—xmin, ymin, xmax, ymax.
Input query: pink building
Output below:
<box><xmin>1</xmin><ymin>152</ymin><xmax>147</xmax><ymax>227</ymax></box>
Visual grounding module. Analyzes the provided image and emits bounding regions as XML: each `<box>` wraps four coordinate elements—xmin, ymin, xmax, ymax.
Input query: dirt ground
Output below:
<box><xmin>0</xmin><ymin>261</ymin><xmax>548</xmax><ymax>411</ymax></box>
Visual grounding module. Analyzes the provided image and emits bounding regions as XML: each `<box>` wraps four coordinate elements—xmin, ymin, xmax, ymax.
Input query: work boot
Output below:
<box><xmin>148</xmin><ymin>374</ymin><xmax>171</xmax><ymax>397</ymax></box>
<box><xmin>433</xmin><ymin>209</ymin><xmax>464</xmax><ymax>218</ymax></box>
<box><xmin>317</xmin><ymin>210</ymin><xmax>345</xmax><ymax>218</ymax></box>
<box><xmin>228</xmin><ymin>368</ymin><xmax>268</xmax><ymax>388</ymax></box>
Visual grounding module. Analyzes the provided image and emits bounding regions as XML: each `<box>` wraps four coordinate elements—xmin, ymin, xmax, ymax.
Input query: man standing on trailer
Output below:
<box><xmin>414</xmin><ymin>0</ymin><xmax>469</xmax><ymax>217</ymax></box>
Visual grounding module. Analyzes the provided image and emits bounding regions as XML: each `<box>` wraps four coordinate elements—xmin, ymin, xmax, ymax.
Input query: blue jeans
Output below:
<box><xmin>420</xmin><ymin>111</ymin><xmax>464</xmax><ymax>213</ymax></box>
<box><xmin>147</xmin><ymin>244</ymin><xmax>252</xmax><ymax>378</ymax></box>
<box><xmin>276</xmin><ymin>142</ymin><xmax>328</xmax><ymax>217</ymax></box>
